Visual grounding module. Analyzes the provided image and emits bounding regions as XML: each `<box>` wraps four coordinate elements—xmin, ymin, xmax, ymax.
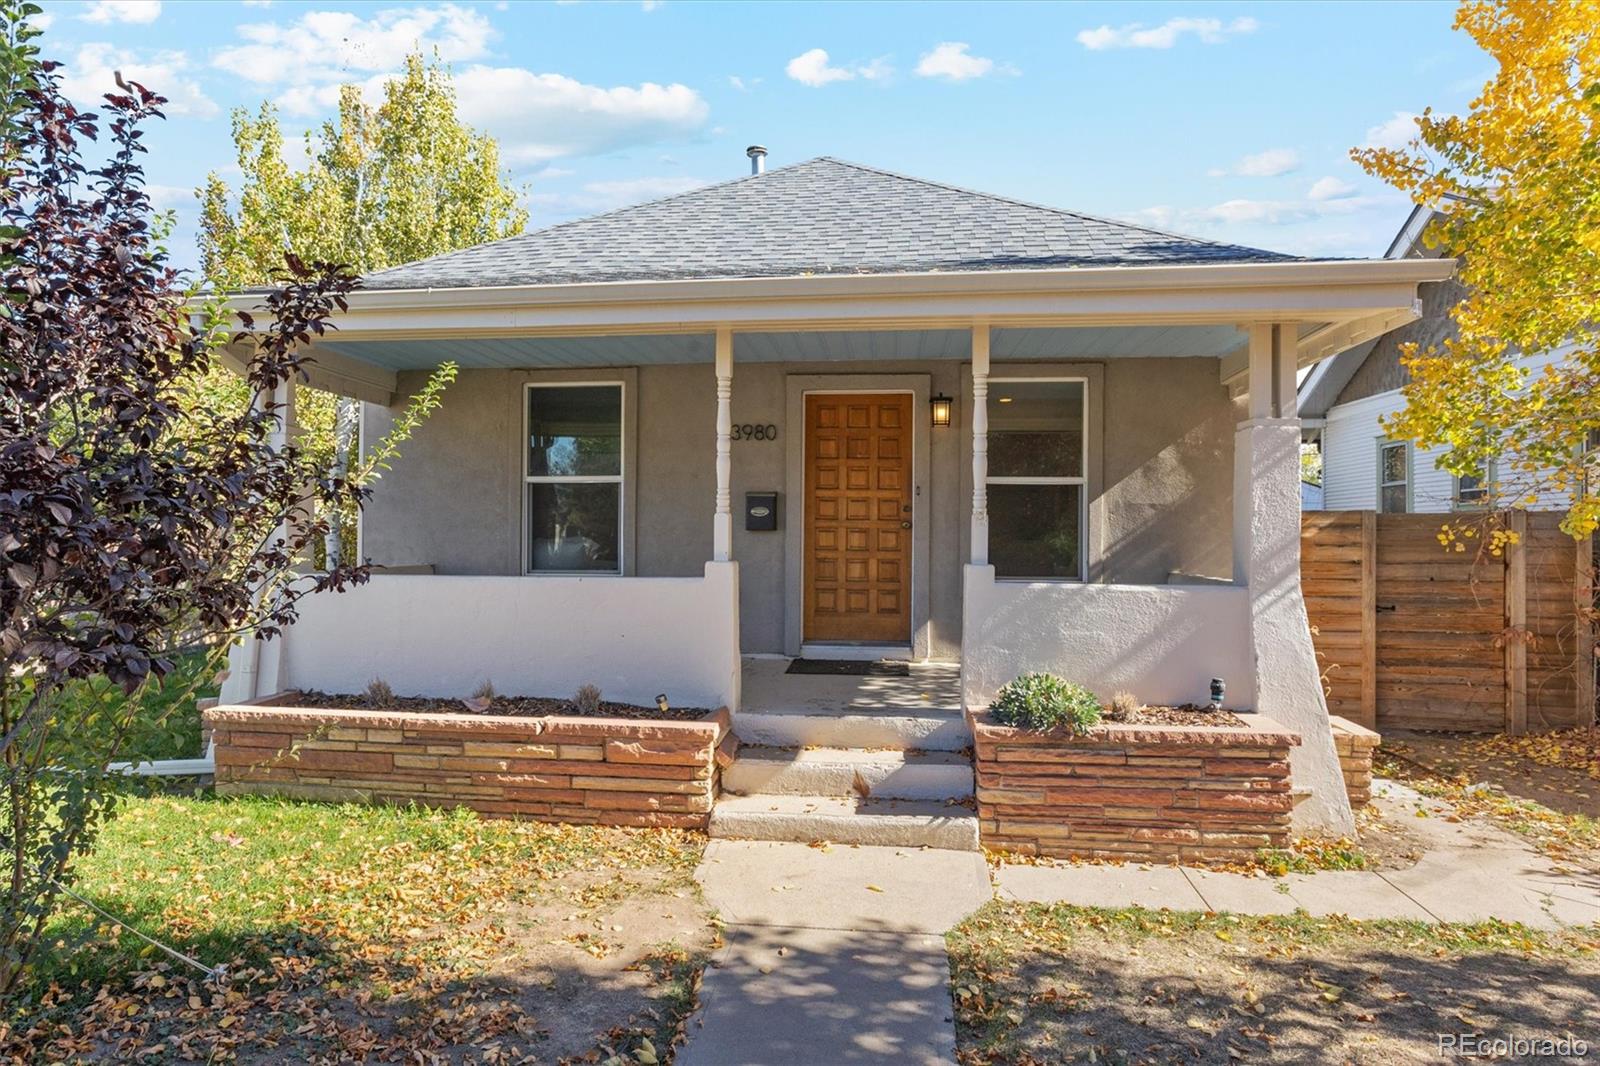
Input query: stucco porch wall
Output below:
<box><xmin>360</xmin><ymin>355</ymin><xmax>1239</xmax><ymax>658</ymax></box>
<box><xmin>968</xmin><ymin>709</ymin><xmax>1299</xmax><ymax>862</ymax></box>
<box><xmin>205</xmin><ymin>703</ymin><xmax>731</xmax><ymax>829</ymax></box>
<box><xmin>961</xmin><ymin>567</ymin><xmax>1255</xmax><ymax>710</ymax></box>
<box><xmin>267</xmin><ymin>564</ymin><xmax>740</xmax><ymax>711</ymax></box>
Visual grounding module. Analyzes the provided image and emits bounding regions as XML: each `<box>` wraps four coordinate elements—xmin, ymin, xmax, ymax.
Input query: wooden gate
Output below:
<box><xmin>1302</xmin><ymin>511</ymin><xmax>1595</xmax><ymax>734</ymax></box>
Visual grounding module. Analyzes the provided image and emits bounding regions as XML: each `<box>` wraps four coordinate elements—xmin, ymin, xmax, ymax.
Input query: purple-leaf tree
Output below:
<box><xmin>0</xmin><ymin>4</ymin><xmax>367</xmax><ymax>995</ymax></box>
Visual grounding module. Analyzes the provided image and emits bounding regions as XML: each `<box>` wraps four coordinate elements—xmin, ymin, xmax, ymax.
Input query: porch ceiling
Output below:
<box><xmin>319</xmin><ymin>322</ymin><xmax>1261</xmax><ymax>372</ymax></box>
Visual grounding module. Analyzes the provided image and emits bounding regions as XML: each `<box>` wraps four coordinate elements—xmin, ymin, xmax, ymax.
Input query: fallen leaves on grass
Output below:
<box><xmin>1</xmin><ymin>796</ymin><xmax>710</xmax><ymax>1064</ymax></box>
<box><xmin>948</xmin><ymin>901</ymin><xmax>1600</xmax><ymax>1066</ymax></box>
<box><xmin>1377</xmin><ymin>746</ymin><xmax>1600</xmax><ymax>864</ymax></box>
<box><xmin>1457</xmin><ymin>727</ymin><xmax>1600</xmax><ymax>781</ymax></box>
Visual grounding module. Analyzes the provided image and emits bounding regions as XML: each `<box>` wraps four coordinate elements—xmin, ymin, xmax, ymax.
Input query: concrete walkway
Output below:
<box><xmin>676</xmin><ymin>781</ymin><xmax>1600</xmax><ymax>1063</ymax></box>
<box><xmin>995</xmin><ymin>781</ymin><xmax>1600</xmax><ymax>930</ymax></box>
<box><xmin>677</xmin><ymin>839</ymin><xmax>990</xmax><ymax>1065</ymax></box>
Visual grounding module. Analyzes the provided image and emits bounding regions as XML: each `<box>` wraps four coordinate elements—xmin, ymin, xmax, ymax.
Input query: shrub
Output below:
<box><xmin>573</xmin><ymin>683</ymin><xmax>602</xmax><ymax>715</ymax></box>
<box><xmin>990</xmin><ymin>673</ymin><xmax>1103</xmax><ymax>732</ymax></box>
<box><xmin>365</xmin><ymin>677</ymin><xmax>395</xmax><ymax>707</ymax></box>
<box><xmin>472</xmin><ymin>679</ymin><xmax>497</xmax><ymax>701</ymax></box>
<box><xmin>1108</xmin><ymin>690</ymin><xmax>1140</xmax><ymax>722</ymax></box>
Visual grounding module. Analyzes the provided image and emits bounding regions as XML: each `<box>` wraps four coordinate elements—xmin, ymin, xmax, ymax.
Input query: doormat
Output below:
<box><xmin>785</xmin><ymin>658</ymin><xmax>911</xmax><ymax>677</ymax></box>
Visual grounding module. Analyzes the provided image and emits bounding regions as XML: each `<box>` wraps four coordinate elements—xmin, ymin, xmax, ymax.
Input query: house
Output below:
<box><xmin>218</xmin><ymin>153</ymin><xmax>1452</xmax><ymax>835</ymax></box>
<box><xmin>1299</xmin><ymin>205</ymin><xmax>1570</xmax><ymax>513</ymax></box>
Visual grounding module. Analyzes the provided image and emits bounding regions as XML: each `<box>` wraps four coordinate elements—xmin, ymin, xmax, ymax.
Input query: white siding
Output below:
<box><xmin>1319</xmin><ymin>347</ymin><xmax>1574</xmax><ymax>514</ymax></box>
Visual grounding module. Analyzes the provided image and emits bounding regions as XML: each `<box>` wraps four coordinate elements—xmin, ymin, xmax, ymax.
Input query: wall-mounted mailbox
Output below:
<box><xmin>745</xmin><ymin>491</ymin><xmax>779</xmax><ymax>531</ymax></box>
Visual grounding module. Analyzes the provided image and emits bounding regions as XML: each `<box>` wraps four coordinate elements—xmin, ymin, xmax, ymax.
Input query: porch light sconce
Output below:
<box><xmin>930</xmin><ymin>393</ymin><xmax>953</xmax><ymax>428</ymax></box>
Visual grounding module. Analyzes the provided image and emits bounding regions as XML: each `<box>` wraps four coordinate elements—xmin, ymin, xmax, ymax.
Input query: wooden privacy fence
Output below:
<box><xmin>1302</xmin><ymin>511</ymin><xmax>1596</xmax><ymax>734</ymax></box>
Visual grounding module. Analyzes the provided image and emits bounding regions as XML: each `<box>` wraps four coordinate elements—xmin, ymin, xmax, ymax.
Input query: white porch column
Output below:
<box><xmin>221</xmin><ymin>374</ymin><xmax>297</xmax><ymax>705</ymax></box>
<box><xmin>1235</xmin><ymin>323</ymin><xmax>1354</xmax><ymax>833</ymax></box>
<box><xmin>970</xmin><ymin>324</ymin><xmax>991</xmax><ymax>565</ymax></box>
<box><xmin>713</xmin><ymin>326</ymin><xmax>734</xmax><ymax>562</ymax></box>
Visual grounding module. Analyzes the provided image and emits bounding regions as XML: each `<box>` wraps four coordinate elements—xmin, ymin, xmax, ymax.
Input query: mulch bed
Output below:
<box><xmin>278</xmin><ymin>690</ymin><xmax>710</xmax><ymax>722</ymax></box>
<box><xmin>1112</xmin><ymin>704</ymin><xmax>1249</xmax><ymax>727</ymax></box>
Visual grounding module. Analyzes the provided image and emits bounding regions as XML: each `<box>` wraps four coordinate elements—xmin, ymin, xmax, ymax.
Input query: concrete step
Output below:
<box><xmin>709</xmin><ymin>794</ymin><xmax>980</xmax><ymax>851</ymax></box>
<box><xmin>724</xmin><ymin>745</ymin><xmax>973</xmax><ymax>801</ymax></box>
<box><xmin>734</xmin><ymin>710</ymin><xmax>970</xmax><ymax>752</ymax></box>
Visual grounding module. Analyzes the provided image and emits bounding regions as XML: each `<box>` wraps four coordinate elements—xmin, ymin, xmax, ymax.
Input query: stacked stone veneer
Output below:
<box><xmin>204</xmin><ymin>700</ymin><xmax>731</xmax><ymax>829</ymax></box>
<box><xmin>969</xmin><ymin>710</ymin><xmax>1302</xmax><ymax>863</ymax></box>
<box><xmin>1328</xmin><ymin>716</ymin><xmax>1380</xmax><ymax>809</ymax></box>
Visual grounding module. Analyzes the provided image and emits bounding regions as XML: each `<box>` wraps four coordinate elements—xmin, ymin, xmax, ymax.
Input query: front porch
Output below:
<box><xmin>217</xmin><ymin>252</ymin><xmax>1454</xmax><ymax>838</ymax></box>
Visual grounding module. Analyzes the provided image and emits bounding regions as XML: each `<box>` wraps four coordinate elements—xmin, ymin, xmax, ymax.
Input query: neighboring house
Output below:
<box><xmin>1299</xmin><ymin>205</ymin><xmax>1568</xmax><ymax>513</ymax></box>
<box><xmin>219</xmin><ymin>153</ymin><xmax>1450</xmax><ymax>832</ymax></box>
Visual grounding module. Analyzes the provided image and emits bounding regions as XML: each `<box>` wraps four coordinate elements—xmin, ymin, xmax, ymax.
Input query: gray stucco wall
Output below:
<box><xmin>360</xmin><ymin>355</ymin><xmax>1234</xmax><ymax>657</ymax></box>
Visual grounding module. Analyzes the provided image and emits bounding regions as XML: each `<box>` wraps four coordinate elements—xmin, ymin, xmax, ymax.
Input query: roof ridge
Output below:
<box><xmin>813</xmin><ymin>156</ymin><xmax>1295</xmax><ymax>259</ymax></box>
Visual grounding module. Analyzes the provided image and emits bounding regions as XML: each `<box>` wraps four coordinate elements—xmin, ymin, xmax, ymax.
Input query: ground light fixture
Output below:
<box><xmin>930</xmin><ymin>393</ymin><xmax>953</xmax><ymax>427</ymax></box>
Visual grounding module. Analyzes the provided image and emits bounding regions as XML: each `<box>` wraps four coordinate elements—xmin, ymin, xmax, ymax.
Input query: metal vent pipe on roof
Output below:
<box><xmin>746</xmin><ymin>145</ymin><xmax>767</xmax><ymax>175</ymax></box>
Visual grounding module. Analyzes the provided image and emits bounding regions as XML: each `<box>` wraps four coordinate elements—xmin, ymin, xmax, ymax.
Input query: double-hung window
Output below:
<box><xmin>986</xmin><ymin>379</ymin><xmax>1087</xmax><ymax>580</ymax></box>
<box><xmin>1454</xmin><ymin>460</ymin><xmax>1494</xmax><ymax>509</ymax></box>
<box><xmin>525</xmin><ymin>383</ymin><xmax>623</xmax><ymax>573</ymax></box>
<box><xmin>1377</xmin><ymin>439</ymin><xmax>1410</xmax><ymax>514</ymax></box>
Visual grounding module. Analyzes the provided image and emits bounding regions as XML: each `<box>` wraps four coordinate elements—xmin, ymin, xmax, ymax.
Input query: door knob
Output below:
<box><xmin>901</xmin><ymin>520</ymin><xmax>912</xmax><ymax>529</ymax></box>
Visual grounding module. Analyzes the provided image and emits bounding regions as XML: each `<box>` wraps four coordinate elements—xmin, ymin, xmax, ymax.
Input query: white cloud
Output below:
<box><xmin>1132</xmin><ymin>190</ymin><xmax>1394</xmax><ymax>230</ymax></box>
<box><xmin>785</xmin><ymin>48</ymin><xmax>892</xmax><ymax>87</ymax></box>
<box><xmin>530</xmin><ymin>175</ymin><xmax>712</xmax><ymax>215</ymax></box>
<box><xmin>915</xmin><ymin>42</ymin><xmax>998</xmax><ymax>81</ymax></box>
<box><xmin>1363</xmin><ymin>110</ymin><xmax>1419</xmax><ymax>150</ymax></box>
<box><xmin>241</xmin><ymin>0</ymin><xmax>272</xmax><ymax>6</ymax></box>
<box><xmin>640</xmin><ymin>0</ymin><xmax>662</xmax><ymax>10</ymax></box>
<box><xmin>81</xmin><ymin>1</ymin><xmax>161</xmax><ymax>24</ymax></box>
<box><xmin>786</xmin><ymin>48</ymin><xmax>853</xmax><ymax>87</ymax></box>
<box><xmin>1308</xmin><ymin>176</ymin><xmax>1358</xmax><ymax>201</ymax></box>
<box><xmin>1077</xmin><ymin>16</ymin><xmax>1258</xmax><ymax>51</ymax></box>
<box><xmin>30</xmin><ymin>11</ymin><xmax>52</xmax><ymax>29</ymax></box>
<box><xmin>1235</xmin><ymin>147</ymin><xmax>1300</xmax><ymax>177</ymax></box>
<box><xmin>145</xmin><ymin>183</ymin><xmax>196</xmax><ymax>210</ymax></box>
<box><xmin>453</xmin><ymin>66</ymin><xmax>709</xmax><ymax>163</ymax></box>
<box><xmin>728</xmin><ymin>74</ymin><xmax>762</xmax><ymax>92</ymax></box>
<box><xmin>214</xmin><ymin>4</ymin><xmax>493</xmax><ymax>86</ymax></box>
<box><xmin>57</xmin><ymin>43</ymin><xmax>219</xmax><ymax>118</ymax></box>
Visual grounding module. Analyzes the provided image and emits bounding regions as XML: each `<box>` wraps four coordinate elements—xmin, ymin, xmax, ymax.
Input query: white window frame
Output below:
<box><xmin>986</xmin><ymin>376</ymin><xmax>1089</xmax><ymax>582</ymax></box>
<box><xmin>1453</xmin><ymin>459</ymin><xmax>1496</xmax><ymax>510</ymax></box>
<box><xmin>522</xmin><ymin>381</ymin><xmax>626</xmax><ymax>576</ymax></box>
<box><xmin>1376</xmin><ymin>438</ymin><xmax>1411</xmax><ymax>514</ymax></box>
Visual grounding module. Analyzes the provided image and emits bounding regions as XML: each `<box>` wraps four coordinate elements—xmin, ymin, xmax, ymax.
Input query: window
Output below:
<box><xmin>1454</xmin><ymin>461</ymin><xmax>1494</xmax><ymax>509</ymax></box>
<box><xmin>525</xmin><ymin>383</ymin><xmax>623</xmax><ymax>573</ymax></box>
<box><xmin>1378</xmin><ymin>440</ymin><xmax>1410</xmax><ymax>514</ymax></box>
<box><xmin>986</xmin><ymin>379</ymin><xmax>1086</xmax><ymax>580</ymax></box>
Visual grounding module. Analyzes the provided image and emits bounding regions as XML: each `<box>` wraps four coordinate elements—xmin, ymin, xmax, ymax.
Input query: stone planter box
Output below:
<box><xmin>1329</xmin><ymin>716</ymin><xmax>1380</xmax><ymax>809</ymax></box>
<box><xmin>967</xmin><ymin>709</ymin><xmax>1302</xmax><ymax>863</ymax></box>
<box><xmin>204</xmin><ymin>697</ymin><xmax>733</xmax><ymax>830</ymax></box>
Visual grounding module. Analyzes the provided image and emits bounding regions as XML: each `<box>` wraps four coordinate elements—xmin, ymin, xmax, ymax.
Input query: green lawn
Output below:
<box><xmin>950</xmin><ymin>902</ymin><xmax>1600</xmax><ymax>1065</ymax></box>
<box><xmin>7</xmin><ymin>794</ymin><xmax>712</xmax><ymax>1063</ymax></box>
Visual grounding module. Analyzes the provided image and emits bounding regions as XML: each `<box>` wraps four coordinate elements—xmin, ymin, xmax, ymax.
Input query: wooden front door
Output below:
<box><xmin>803</xmin><ymin>393</ymin><xmax>913</xmax><ymax>643</ymax></box>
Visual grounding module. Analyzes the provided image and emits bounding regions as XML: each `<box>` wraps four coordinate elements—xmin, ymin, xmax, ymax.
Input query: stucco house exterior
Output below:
<box><xmin>1300</xmin><ymin>205</ymin><xmax>1571</xmax><ymax>514</ymax></box>
<box><xmin>218</xmin><ymin>153</ymin><xmax>1452</xmax><ymax>835</ymax></box>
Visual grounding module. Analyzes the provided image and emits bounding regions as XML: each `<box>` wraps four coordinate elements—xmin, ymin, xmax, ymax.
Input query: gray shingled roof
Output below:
<box><xmin>363</xmin><ymin>156</ymin><xmax>1300</xmax><ymax>290</ymax></box>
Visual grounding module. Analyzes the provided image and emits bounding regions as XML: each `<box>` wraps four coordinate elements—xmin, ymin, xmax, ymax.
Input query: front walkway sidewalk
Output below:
<box><xmin>994</xmin><ymin>781</ymin><xmax>1600</xmax><ymax>930</ymax></box>
<box><xmin>676</xmin><ymin>839</ymin><xmax>989</xmax><ymax>1066</ymax></box>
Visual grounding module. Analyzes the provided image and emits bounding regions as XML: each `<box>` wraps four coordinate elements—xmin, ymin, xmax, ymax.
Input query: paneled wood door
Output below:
<box><xmin>803</xmin><ymin>393</ymin><xmax>913</xmax><ymax>643</ymax></box>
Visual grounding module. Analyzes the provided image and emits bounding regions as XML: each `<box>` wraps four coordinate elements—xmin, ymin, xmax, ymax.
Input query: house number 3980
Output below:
<box><xmin>731</xmin><ymin>424</ymin><xmax>778</xmax><ymax>441</ymax></box>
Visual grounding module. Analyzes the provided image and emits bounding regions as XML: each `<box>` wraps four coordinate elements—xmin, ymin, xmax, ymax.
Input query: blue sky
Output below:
<box><xmin>36</xmin><ymin>0</ymin><xmax>1487</xmax><ymax>274</ymax></box>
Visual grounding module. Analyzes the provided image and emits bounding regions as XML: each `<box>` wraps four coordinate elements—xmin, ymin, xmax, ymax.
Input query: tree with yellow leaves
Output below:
<box><xmin>1352</xmin><ymin>0</ymin><xmax>1600</xmax><ymax>537</ymax></box>
<box><xmin>198</xmin><ymin>53</ymin><xmax>525</xmax><ymax>564</ymax></box>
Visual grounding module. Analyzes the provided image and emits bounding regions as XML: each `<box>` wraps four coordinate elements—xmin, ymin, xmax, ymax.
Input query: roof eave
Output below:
<box><xmin>210</xmin><ymin>258</ymin><xmax>1457</xmax><ymax>342</ymax></box>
